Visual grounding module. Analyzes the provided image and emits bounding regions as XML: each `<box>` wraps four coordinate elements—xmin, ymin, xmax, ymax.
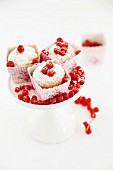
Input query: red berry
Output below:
<box><xmin>50</xmin><ymin>97</ymin><xmax>57</xmax><ymax>104</ymax></box>
<box><xmin>74</xmin><ymin>99</ymin><xmax>80</xmax><ymax>104</ymax></box>
<box><xmin>17</xmin><ymin>45</ymin><xmax>24</xmax><ymax>53</ymax></box>
<box><xmin>79</xmin><ymin>80</ymin><xmax>85</xmax><ymax>85</ymax></box>
<box><xmin>82</xmin><ymin>40</ymin><xmax>91</xmax><ymax>47</ymax></box>
<box><xmin>69</xmin><ymin>91</ymin><xmax>74</xmax><ymax>98</ymax></box>
<box><xmin>54</xmin><ymin>48</ymin><xmax>60</xmax><ymax>54</ymax></box>
<box><xmin>75</xmin><ymin>66</ymin><xmax>81</xmax><ymax>70</ymax></box>
<box><xmin>6</xmin><ymin>61</ymin><xmax>14</xmax><ymax>67</ymax></box>
<box><xmin>71</xmin><ymin>73</ymin><xmax>80</xmax><ymax>81</ymax></box>
<box><xmin>25</xmin><ymin>85</ymin><xmax>31</xmax><ymax>90</ymax></box>
<box><xmin>56</xmin><ymin>42</ymin><xmax>64</xmax><ymax>47</ymax></box>
<box><xmin>47</xmin><ymin>70</ymin><xmax>56</xmax><ymax>77</ymax></box>
<box><xmin>32</xmin><ymin>95</ymin><xmax>37</xmax><ymax>100</ymax></box>
<box><xmin>30</xmin><ymin>95</ymin><xmax>38</xmax><ymax>104</ymax></box>
<box><xmin>46</xmin><ymin>61</ymin><xmax>54</xmax><ymax>69</ymax></box>
<box><xmin>73</xmin><ymin>87</ymin><xmax>79</xmax><ymax>94</ymax></box>
<box><xmin>70</xmin><ymin>72</ymin><xmax>74</xmax><ymax>77</ymax></box>
<box><xmin>76</xmin><ymin>83</ymin><xmax>80</xmax><ymax>88</ymax></box>
<box><xmin>62</xmin><ymin>76</ymin><xmax>69</xmax><ymax>83</ymax></box>
<box><xmin>41</xmin><ymin>66</ymin><xmax>48</xmax><ymax>75</ymax></box>
<box><xmin>43</xmin><ymin>99</ymin><xmax>50</xmax><ymax>105</ymax></box>
<box><xmin>75</xmin><ymin>50</ymin><xmax>81</xmax><ymax>55</ymax></box>
<box><xmin>57</xmin><ymin>95</ymin><xmax>64</xmax><ymax>102</ymax></box>
<box><xmin>59</xmin><ymin>50</ymin><xmax>66</xmax><ymax>56</ymax></box>
<box><xmin>62</xmin><ymin>93</ymin><xmax>69</xmax><ymax>100</ymax></box>
<box><xmin>83</xmin><ymin>122</ymin><xmax>92</xmax><ymax>134</ymax></box>
<box><xmin>22</xmin><ymin>95</ymin><xmax>30</xmax><ymax>103</ymax></box>
<box><xmin>18</xmin><ymin>93</ymin><xmax>24</xmax><ymax>100</ymax></box>
<box><xmin>77</xmin><ymin>70</ymin><xmax>83</xmax><ymax>76</ymax></box>
<box><xmin>15</xmin><ymin>87</ymin><xmax>20</xmax><ymax>93</ymax></box>
<box><xmin>83</xmin><ymin>121</ymin><xmax>89</xmax><ymax>128</ymax></box>
<box><xmin>91</xmin><ymin>41</ymin><xmax>102</xmax><ymax>47</ymax></box>
<box><xmin>37</xmin><ymin>100</ymin><xmax>43</xmax><ymax>105</ymax></box>
<box><xmin>81</xmin><ymin>96</ymin><xmax>86</xmax><ymax>101</ymax></box>
<box><xmin>32</xmin><ymin>58</ymin><xmax>38</xmax><ymax>64</ymax></box>
<box><xmin>86</xmin><ymin>128</ymin><xmax>92</xmax><ymax>134</ymax></box>
<box><xmin>68</xmin><ymin>84</ymin><xmax>73</xmax><ymax>90</ymax></box>
<box><xmin>56</xmin><ymin>37</ymin><xmax>63</xmax><ymax>42</ymax></box>
<box><xmin>19</xmin><ymin>85</ymin><xmax>25</xmax><ymax>90</ymax></box>
<box><xmin>81</xmin><ymin>99</ymin><xmax>87</xmax><ymax>106</ymax></box>
<box><xmin>22</xmin><ymin>89</ymin><xmax>28</xmax><ymax>96</ymax></box>
<box><xmin>70</xmin><ymin>80</ymin><xmax>75</xmax><ymax>85</ymax></box>
<box><xmin>93</xmin><ymin>107</ymin><xmax>99</xmax><ymax>112</ymax></box>
<box><xmin>61</xmin><ymin>47</ymin><xmax>67</xmax><ymax>53</ymax></box>
<box><xmin>87</xmin><ymin>98</ymin><xmax>91</xmax><ymax>104</ymax></box>
<box><xmin>63</xmin><ymin>42</ymin><xmax>68</xmax><ymax>48</ymax></box>
<box><xmin>74</xmin><ymin>96</ymin><xmax>82</xmax><ymax>104</ymax></box>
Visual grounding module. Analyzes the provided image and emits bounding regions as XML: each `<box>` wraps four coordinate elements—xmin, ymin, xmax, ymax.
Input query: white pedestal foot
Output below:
<box><xmin>27</xmin><ymin>105</ymin><xmax>76</xmax><ymax>144</ymax></box>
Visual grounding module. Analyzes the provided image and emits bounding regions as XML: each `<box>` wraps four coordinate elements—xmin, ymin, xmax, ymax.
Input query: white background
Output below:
<box><xmin>0</xmin><ymin>0</ymin><xmax>113</xmax><ymax>169</ymax></box>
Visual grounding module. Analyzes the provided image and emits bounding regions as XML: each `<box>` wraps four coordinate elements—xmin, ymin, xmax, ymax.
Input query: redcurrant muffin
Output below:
<box><xmin>7</xmin><ymin>45</ymin><xmax>38</xmax><ymax>67</ymax></box>
<box><xmin>28</xmin><ymin>61</ymin><xmax>71</xmax><ymax>100</ymax></box>
<box><xmin>33</xmin><ymin>60</ymin><xmax>65</xmax><ymax>88</ymax></box>
<box><xmin>40</xmin><ymin>37</ymin><xmax>77</xmax><ymax>63</ymax></box>
<box><xmin>6</xmin><ymin>45</ymin><xmax>39</xmax><ymax>84</ymax></box>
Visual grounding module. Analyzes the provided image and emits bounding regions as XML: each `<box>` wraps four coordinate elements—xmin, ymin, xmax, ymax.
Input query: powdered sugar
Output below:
<box><xmin>33</xmin><ymin>62</ymin><xmax>65</xmax><ymax>87</ymax></box>
<box><xmin>48</xmin><ymin>44</ymin><xmax>75</xmax><ymax>63</ymax></box>
<box><xmin>8</xmin><ymin>46</ymin><xmax>38</xmax><ymax>66</ymax></box>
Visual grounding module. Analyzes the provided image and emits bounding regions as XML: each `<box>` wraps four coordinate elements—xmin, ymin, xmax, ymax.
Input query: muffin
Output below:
<box><xmin>7</xmin><ymin>45</ymin><xmax>38</xmax><ymax>67</ymax></box>
<box><xmin>6</xmin><ymin>44</ymin><xmax>39</xmax><ymax>84</ymax></box>
<box><xmin>33</xmin><ymin>60</ymin><xmax>65</xmax><ymax>89</ymax></box>
<box><xmin>28</xmin><ymin>61</ymin><xmax>71</xmax><ymax>100</ymax></box>
<box><xmin>40</xmin><ymin>37</ymin><xmax>76</xmax><ymax>63</ymax></box>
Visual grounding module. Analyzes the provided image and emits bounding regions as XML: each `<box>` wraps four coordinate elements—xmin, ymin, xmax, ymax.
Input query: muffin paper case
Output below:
<box><xmin>63</xmin><ymin>44</ymin><xmax>82</xmax><ymax>73</ymax></box>
<box><xmin>28</xmin><ymin>63</ymin><xmax>71</xmax><ymax>100</ymax></box>
<box><xmin>81</xmin><ymin>33</ymin><xmax>106</xmax><ymax>65</ymax></box>
<box><xmin>6</xmin><ymin>45</ymin><xmax>39</xmax><ymax>84</ymax></box>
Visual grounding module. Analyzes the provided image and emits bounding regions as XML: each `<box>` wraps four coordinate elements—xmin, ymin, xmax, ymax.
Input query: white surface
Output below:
<box><xmin>0</xmin><ymin>0</ymin><xmax>113</xmax><ymax>169</ymax></box>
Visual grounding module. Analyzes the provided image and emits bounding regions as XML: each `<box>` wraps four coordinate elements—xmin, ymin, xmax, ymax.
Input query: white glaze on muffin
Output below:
<box><xmin>33</xmin><ymin>62</ymin><xmax>65</xmax><ymax>88</ymax></box>
<box><xmin>8</xmin><ymin>46</ymin><xmax>38</xmax><ymax>66</ymax></box>
<box><xmin>47</xmin><ymin>43</ymin><xmax>75</xmax><ymax>63</ymax></box>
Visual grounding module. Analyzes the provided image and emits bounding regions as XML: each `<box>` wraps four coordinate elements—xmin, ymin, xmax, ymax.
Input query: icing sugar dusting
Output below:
<box><xmin>33</xmin><ymin>62</ymin><xmax>65</xmax><ymax>87</ymax></box>
<box><xmin>48</xmin><ymin>44</ymin><xmax>75</xmax><ymax>63</ymax></box>
<box><xmin>8</xmin><ymin>46</ymin><xmax>38</xmax><ymax>66</ymax></box>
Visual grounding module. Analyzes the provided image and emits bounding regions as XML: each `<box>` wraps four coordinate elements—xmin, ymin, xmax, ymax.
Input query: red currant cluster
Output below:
<box><xmin>82</xmin><ymin>39</ymin><xmax>102</xmax><ymax>47</ymax></box>
<box><xmin>74</xmin><ymin>96</ymin><xmax>99</xmax><ymax>134</ymax></box>
<box><xmin>69</xmin><ymin>66</ymin><xmax>85</xmax><ymax>85</ymax></box>
<box><xmin>15</xmin><ymin>85</ymin><xmax>34</xmax><ymax>103</ymax></box>
<box><xmin>41</xmin><ymin>61</ymin><xmax>56</xmax><ymax>77</ymax></box>
<box><xmin>54</xmin><ymin>37</ymin><xmax>68</xmax><ymax>56</ymax></box>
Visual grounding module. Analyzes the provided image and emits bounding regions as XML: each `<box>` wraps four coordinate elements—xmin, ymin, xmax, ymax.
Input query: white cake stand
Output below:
<box><xmin>8</xmin><ymin>76</ymin><xmax>86</xmax><ymax>144</ymax></box>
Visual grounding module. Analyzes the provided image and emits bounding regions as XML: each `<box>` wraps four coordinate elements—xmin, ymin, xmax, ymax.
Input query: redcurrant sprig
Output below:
<box><xmin>74</xmin><ymin>96</ymin><xmax>99</xmax><ymax>135</ymax></box>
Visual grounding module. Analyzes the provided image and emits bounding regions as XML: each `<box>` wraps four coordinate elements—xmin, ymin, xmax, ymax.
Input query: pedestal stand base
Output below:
<box><xmin>27</xmin><ymin>104</ymin><xmax>76</xmax><ymax>144</ymax></box>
